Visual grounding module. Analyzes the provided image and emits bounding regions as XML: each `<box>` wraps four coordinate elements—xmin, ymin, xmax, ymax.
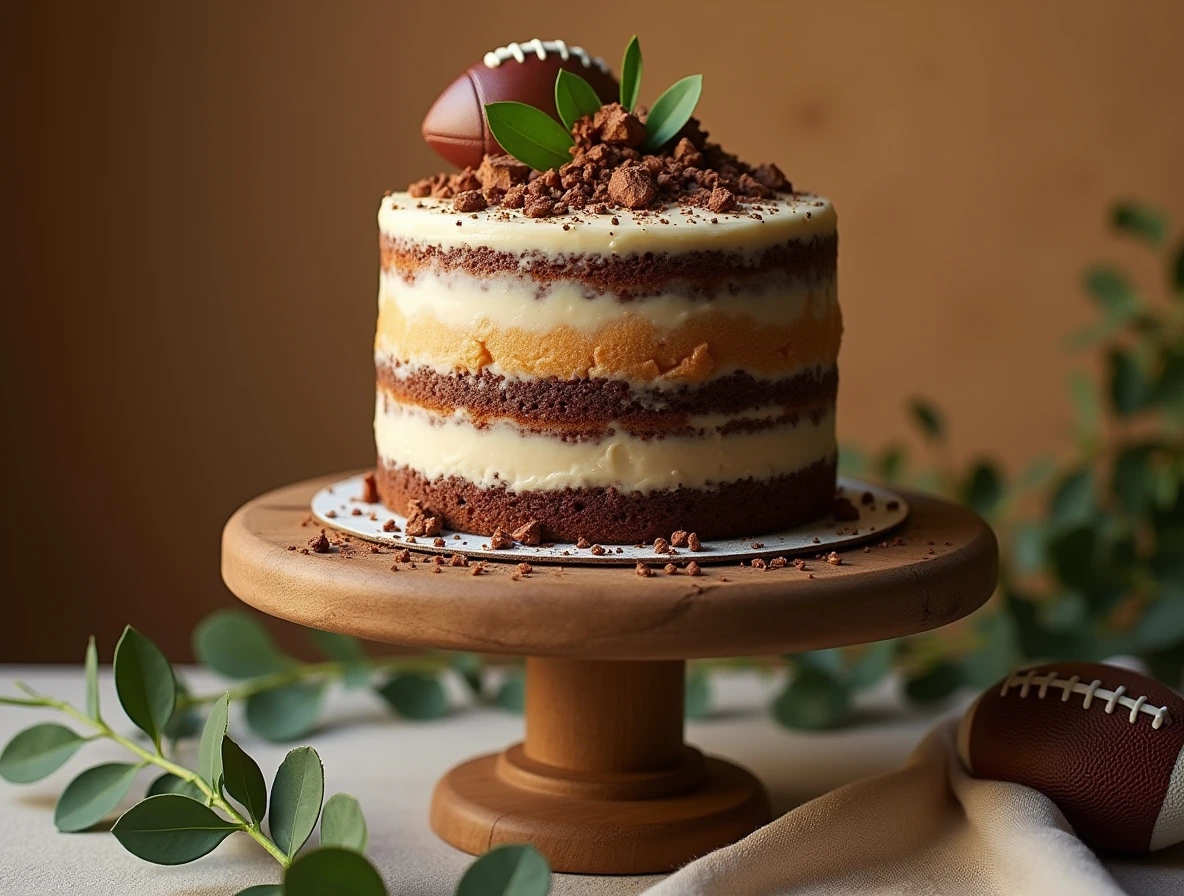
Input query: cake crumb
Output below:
<box><xmin>751</xmin><ymin>542</ymin><xmax>765</xmax><ymax>549</ymax></box>
<box><xmin>653</xmin><ymin>537</ymin><xmax>670</xmax><ymax>554</ymax></box>
<box><xmin>361</xmin><ymin>472</ymin><xmax>380</xmax><ymax>503</ymax></box>
<box><xmin>393</xmin><ymin>548</ymin><xmax>411</xmax><ymax>563</ymax></box>
<box><xmin>382</xmin><ymin>519</ymin><xmax>399</xmax><ymax>532</ymax></box>
<box><xmin>670</xmin><ymin>530</ymin><xmax>689</xmax><ymax>547</ymax></box>
<box><xmin>664</xmin><ymin>562</ymin><xmax>678</xmax><ymax>575</ymax></box>
<box><xmin>751</xmin><ymin>558</ymin><xmax>767</xmax><ymax>570</ymax></box>
<box><xmin>308</xmin><ymin>530</ymin><xmax>331</xmax><ymax>554</ymax></box>
<box><xmin>687</xmin><ymin>533</ymin><xmax>702</xmax><ymax>552</ymax></box>
<box><xmin>831</xmin><ymin>497</ymin><xmax>860</xmax><ymax>521</ymax></box>
<box><xmin>405</xmin><ymin>500</ymin><xmax>442</xmax><ymax>536</ymax></box>
<box><xmin>471</xmin><ymin>563</ymin><xmax>486</xmax><ymax>576</ymax></box>
<box><xmin>826</xmin><ymin>551</ymin><xmax>843</xmax><ymax>566</ymax></box>
<box><xmin>350</xmin><ymin>507</ymin><xmax>363</xmax><ymax>516</ymax></box>
<box><xmin>325</xmin><ymin>509</ymin><xmax>337</xmax><ymax>519</ymax></box>
<box><xmin>517</xmin><ymin>562</ymin><xmax>533</xmax><ymax>575</ymax></box>
<box><xmin>433</xmin><ymin>537</ymin><xmax>446</xmax><ymax>547</ymax></box>
<box><xmin>635</xmin><ymin>561</ymin><xmax>653</xmax><ymax>578</ymax></box>
<box><xmin>576</xmin><ymin>536</ymin><xmax>591</xmax><ymax>549</ymax></box>
<box><xmin>887</xmin><ymin>500</ymin><xmax>900</xmax><ymax>511</ymax></box>
<box><xmin>860</xmin><ymin>491</ymin><xmax>875</xmax><ymax>505</ymax></box>
<box><xmin>449</xmin><ymin>553</ymin><xmax>468</xmax><ymax>567</ymax></box>
<box><xmin>686</xmin><ymin>561</ymin><xmax>702</xmax><ymax>576</ymax></box>
<box><xmin>591</xmin><ymin>544</ymin><xmax>607</xmax><ymax>556</ymax></box>
<box><xmin>792</xmin><ymin>558</ymin><xmax>806</xmax><ymax>570</ymax></box>
<box><xmin>769</xmin><ymin>556</ymin><xmax>787</xmax><ymax>569</ymax></box>
<box><xmin>490</xmin><ymin>528</ymin><xmax>514</xmax><ymax>549</ymax></box>
<box><xmin>513</xmin><ymin>520</ymin><xmax>541</xmax><ymax>545</ymax></box>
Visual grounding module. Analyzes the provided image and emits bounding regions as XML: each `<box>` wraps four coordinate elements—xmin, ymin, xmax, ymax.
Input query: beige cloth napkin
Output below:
<box><xmin>646</xmin><ymin>720</ymin><xmax>1184</xmax><ymax>896</ymax></box>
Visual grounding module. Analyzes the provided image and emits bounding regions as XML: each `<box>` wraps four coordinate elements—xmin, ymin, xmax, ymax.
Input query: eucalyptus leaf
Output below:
<box><xmin>619</xmin><ymin>35</ymin><xmax>642</xmax><ymax>112</ymax></box>
<box><xmin>908</xmin><ymin>399</ymin><xmax>944</xmax><ymax>442</ymax></box>
<box><xmin>222</xmin><ymin>736</ymin><xmax>268</xmax><ymax>824</ymax></box>
<box><xmin>961</xmin><ymin>614</ymin><xmax>1019</xmax><ymax>689</ymax></box>
<box><xmin>376</xmin><ymin>672</ymin><xmax>449</xmax><ymax>720</ymax></box>
<box><xmin>0</xmin><ymin>723</ymin><xmax>87</xmax><ymax>783</ymax></box>
<box><xmin>308</xmin><ymin>630</ymin><xmax>371</xmax><ymax>689</ymax></box>
<box><xmin>1011</xmin><ymin>522</ymin><xmax>1046</xmax><ymax>574</ymax></box>
<box><xmin>245</xmin><ymin>682</ymin><xmax>325</xmax><ymax>742</ymax></box>
<box><xmin>1108</xmin><ymin>349</ymin><xmax>1147</xmax><ymax>416</ymax></box>
<box><xmin>111</xmin><ymin>794</ymin><xmax>239</xmax><ymax>865</ymax></box>
<box><xmin>269</xmin><ymin>746</ymin><xmax>324</xmax><ymax>858</ymax></box>
<box><xmin>554</xmin><ymin>69</ymin><xmax>602</xmax><ymax>132</ymax></box>
<box><xmin>1048</xmin><ymin>469</ymin><xmax>1095</xmax><ymax>529</ymax></box>
<box><xmin>1083</xmin><ymin>265</ymin><xmax>1140</xmax><ymax>321</ymax></box>
<box><xmin>55</xmin><ymin>762</ymin><xmax>141</xmax><ymax>832</ymax></box>
<box><xmin>85</xmin><ymin>636</ymin><xmax>99</xmax><ymax>721</ymax></box>
<box><xmin>1047</xmin><ymin>526</ymin><xmax>1098</xmax><ymax>593</ymax></box>
<box><xmin>1173</xmin><ymin>241</ymin><xmax>1184</xmax><ymax>294</ymax></box>
<box><xmin>451</xmin><ymin>653</ymin><xmax>484</xmax><ymax>698</ymax></box>
<box><xmin>771</xmin><ymin>666</ymin><xmax>851</xmax><ymax>730</ymax></box>
<box><xmin>484</xmin><ymin>102</ymin><xmax>573</xmax><ymax>172</ymax></box>
<box><xmin>1017</xmin><ymin>457</ymin><xmax>1056</xmax><ymax>491</ymax></box>
<box><xmin>836</xmin><ymin>444</ymin><xmax>867</xmax><ymax>477</ymax></box>
<box><xmin>1113</xmin><ymin>444</ymin><xmax>1160</xmax><ymax>515</ymax></box>
<box><xmin>904</xmin><ymin>661</ymin><xmax>964</xmax><ymax>703</ymax></box>
<box><xmin>113</xmin><ymin>626</ymin><xmax>176</xmax><ymax>750</ymax></box>
<box><xmin>643</xmin><ymin>74</ymin><xmax>702</xmax><ymax>151</ymax></box>
<box><xmin>193</xmin><ymin>610</ymin><xmax>293</xmax><ymax>679</ymax></box>
<box><xmin>684</xmin><ymin>668</ymin><xmax>711</xmax><ymax>719</ymax></box>
<box><xmin>1111</xmin><ymin>201</ymin><xmax>1167</xmax><ymax>246</ymax></box>
<box><xmin>284</xmin><ymin>846</ymin><xmax>387</xmax><ymax>896</ymax></box>
<box><xmin>146</xmin><ymin>772</ymin><xmax>205</xmax><ymax>801</ymax></box>
<box><xmin>495</xmin><ymin>671</ymin><xmax>526</xmax><ymax>713</ymax></box>
<box><xmin>877</xmin><ymin>443</ymin><xmax>908</xmax><ymax>482</ymax></box>
<box><xmin>236</xmin><ymin>887</ymin><xmax>283</xmax><ymax>896</ymax></box>
<box><xmin>164</xmin><ymin>679</ymin><xmax>203</xmax><ymax>742</ymax></box>
<box><xmin>847</xmin><ymin>641</ymin><xmax>896</xmax><ymax>691</ymax></box>
<box><xmin>198</xmin><ymin>693</ymin><xmax>230</xmax><ymax>794</ymax></box>
<box><xmin>456</xmin><ymin>843</ymin><xmax>551</xmax><ymax>896</ymax></box>
<box><xmin>1068</xmin><ymin>371</ymin><xmax>1100</xmax><ymax>441</ymax></box>
<box><xmin>1135</xmin><ymin>591</ymin><xmax>1184</xmax><ymax>651</ymax></box>
<box><xmin>321</xmin><ymin>792</ymin><xmax>368</xmax><ymax>852</ymax></box>
<box><xmin>790</xmin><ymin>648</ymin><xmax>846</xmax><ymax>677</ymax></box>
<box><xmin>1152</xmin><ymin>350</ymin><xmax>1184</xmax><ymax>409</ymax></box>
<box><xmin>961</xmin><ymin>461</ymin><xmax>1004</xmax><ymax>517</ymax></box>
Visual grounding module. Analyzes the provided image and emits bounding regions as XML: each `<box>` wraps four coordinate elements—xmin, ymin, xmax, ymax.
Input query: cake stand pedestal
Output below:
<box><xmin>222</xmin><ymin>474</ymin><xmax>997</xmax><ymax>874</ymax></box>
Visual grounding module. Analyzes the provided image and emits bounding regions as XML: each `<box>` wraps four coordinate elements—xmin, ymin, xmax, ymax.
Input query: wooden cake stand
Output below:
<box><xmin>222</xmin><ymin>474</ymin><xmax>997</xmax><ymax>874</ymax></box>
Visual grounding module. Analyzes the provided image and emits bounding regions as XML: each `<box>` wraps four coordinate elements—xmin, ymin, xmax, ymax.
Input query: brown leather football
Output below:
<box><xmin>958</xmin><ymin>662</ymin><xmax>1184</xmax><ymax>853</ymax></box>
<box><xmin>421</xmin><ymin>39</ymin><xmax>619</xmax><ymax>170</ymax></box>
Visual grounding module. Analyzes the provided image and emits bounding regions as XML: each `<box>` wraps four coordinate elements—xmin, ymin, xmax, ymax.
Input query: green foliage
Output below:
<box><xmin>269</xmin><ymin>747</ymin><xmax>324</xmax><ymax>859</ymax></box>
<box><xmin>285</xmin><ymin>846</ymin><xmax>387</xmax><ymax>896</ymax></box>
<box><xmin>114</xmin><ymin>627</ymin><xmax>176</xmax><ymax>751</ymax></box>
<box><xmin>55</xmin><ymin>762</ymin><xmax>141</xmax><ymax>832</ymax></box>
<box><xmin>456</xmin><ymin>844</ymin><xmax>552</xmax><ymax>896</ymax></box>
<box><xmin>193</xmin><ymin>610</ymin><xmax>293</xmax><ymax>679</ymax></box>
<box><xmin>147</xmin><ymin>772</ymin><xmax>204</xmax><ymax>801</ymax></box>
<box><xmin>223</xmin><ymin>736</ymin><xmax>268</xmax><ymax>824</ymax></box>
<box><xmin>495</xmin><ymin>671</ymin><xmax>526</xmax><ymax>713</ymax></box>
<box><xmin>643</xmin><ymin>74</ymin><xmax>704</xmax><ymax>151</ymax></box>
<box><xmin>321</xmin><ymin>793</ymin><xmax>368</xmax><ymax>852</ymax></box>
<box><xmin>685</xmin><ymin>668</ymin><xmax>711</xmax><ymax>719</ymax></box>
<box><xmin>483</xmin><ymin>102</ymin><xmax>573</xmax><ymax>172</ymax></box>
<box><xmin>198</xmin><ymin>693</ymin><xmax>230</xmax><ymax>794</ymax></box>
<box><xmin>84</xmin><ymin>637</ymin><xmax>99</xmax><ymax>722</ymax></box>
<box><xmin>554</xmin><ymin>70</ymin><xmax>602</xmax><ymax>132</ymax></box>
<box><xmin>0</xmin><ymin>723</ymin><xmax>86</xmax><ymax>783</ymax></box>
<box><xmin>376</xmin><ymin>672</ymin><xmax>449</xmax><ymax>720</ymax></box>
<box><xmin>620</xmin><ymin>36</ymin><xmax>642</xmax><ymax>112</ymax></box>
<box><xmin>246</xmin><ymin>682</ymin><xmax>326</xmax><ymax>742</ymax></box>
<box><xmin>111</xmin><ymin>794</ymin><xmax>239</xmax><ymax>865</ymax></box>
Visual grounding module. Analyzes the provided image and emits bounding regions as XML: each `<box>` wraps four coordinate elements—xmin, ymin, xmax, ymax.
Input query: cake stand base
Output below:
<box><xmin>430</xmin><ymin>658</ymin><xmax>769</xmax><ymax>874</ymax></box>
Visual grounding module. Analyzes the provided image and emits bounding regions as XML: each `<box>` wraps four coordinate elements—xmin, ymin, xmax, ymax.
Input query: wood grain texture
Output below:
<box><xmin>221</xmin><ymin>473</ymin><xmax>998</xmax><ymax>660</ymax></box>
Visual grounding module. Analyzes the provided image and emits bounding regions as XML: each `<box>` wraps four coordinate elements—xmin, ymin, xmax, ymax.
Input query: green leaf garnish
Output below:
<box><xmin>222</xmin><ymin>736</ymin><xmax>268</xmax><ymax>824</ymax></box>
<box><xmin>0</xmin><ymin>723</ymin><xmax>86</xmax><ymax>783</ymax></box>
<box><xmin>269</xmin><ymin>746</ymin><xmax>324</xmax><ymax>858</ymax></box>
<box><xmin>146</xmin><ymin>771</ymin><xmax>204</xmax><ymax>801</ymax></box>
<box><xmin>84</xmin><ymin>636</ymin><xmax>99</xmax><ymax>721</ymax></box>
<box><xmin>111</xmin><ymin>794</ymin><xmax>239</xmax><ymax>865</ymax></box>
<box><xmin>1111</xmin><ymin>201</ymin><xmax>1166</xmax><ymax>246</ymax></box>
<box><xmin>484</xmin><ymin>102</ymin><xmax>573</xmax><ymax>172</ymax></box>
<box><xmin>908</xmin><ymin>398</ymin><xmax>945</xmax><ymax>442</ymax></box>
<box><xmin>193</xmin><ymin>610</ymin><xmax>293</xmax><ymax>679</ymax></box>
<box><xmin>113</xmin><ymin>626</ymin><xmax>176</xmax><ymax>752</ymax></box>
<box><xmin>555</xmin><ymin>69</ymin><xmax>603</xmax><ymax>132</ymax></box>
<box><xmin>197</xmin><ymin>692</ymin><xmax>230</xmax><ymax>794</ymax></box>
<box><xmin>321</xmin><ymin>793</ymin><xmax>368</xmax><ymax>852</ymax></box>
<box><xmin>643</xmin><ymin>74</ymin><xmax>702</xmax><ymax>151</ymax></box>
<box><xmin>245</xmin><ymin>681</ymin><xmax>325</xmax><ymax>742</ymax></box>
<box><xmin>55</xmin><ymin>762</ymin><xmax>141</xmax><ymax>832</ymax></box>
<box><xmin>285</xmin><ymin>847</ymin><xmax>387</xmax><ymax>896</ymax></box>
<box><xmin>375</xmin><ymin>672</ymin><xmax>448</xmax><ymax>720</ymax></box>
<box><xmin>456</xmin><ymin>844</ymin><xmax>551</xmax><ymax>896</ymax></box>
<box><xmin>620</xmin><ymin>35</ymin><xmax>642</xmax><ymax>112</ymax></box>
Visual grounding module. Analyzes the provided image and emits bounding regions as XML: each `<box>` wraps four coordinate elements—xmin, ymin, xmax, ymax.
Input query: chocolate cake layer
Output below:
<box><xmin>376</xmin><ymin>366</ymin><xmax>839</xmax><ymax>431</ymax></box>
<box><xmin>376</xmin><ymin>457</ymin><xmax>837</xmax><ymax>545</ymax></box>
<box><xmin>381</xmin><ymin>233</ymin><xmax>837</xmax><ymax>300</ymax></box>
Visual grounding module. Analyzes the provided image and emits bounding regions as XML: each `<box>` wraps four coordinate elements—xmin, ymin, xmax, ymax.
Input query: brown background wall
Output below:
<box><xmin>2</xmin><ymin>0</ymin><xmax>1182</xmax><ymax>661</ymax></box>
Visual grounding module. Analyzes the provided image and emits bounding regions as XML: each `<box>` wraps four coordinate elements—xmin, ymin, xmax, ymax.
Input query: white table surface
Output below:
<box><xmin>0</xmin><ymin>666</ymin><xmax>951</xmax><ymax>896</ymax></box>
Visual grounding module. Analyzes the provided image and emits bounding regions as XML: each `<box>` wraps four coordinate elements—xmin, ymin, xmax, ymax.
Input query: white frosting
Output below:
<box><xmin>379</xmin><ymin>269</ymin><xmax>836</xmax><ymax>333</ymax></box>
<box><xmin>374</xmin><ymin>399</ymin><xmax>835</xmax><ymax>493</ymax></box>
<box><xmin>379</xmin><ymin>193</ymin><xmax>835</xmax><ymax>257</ymax></box>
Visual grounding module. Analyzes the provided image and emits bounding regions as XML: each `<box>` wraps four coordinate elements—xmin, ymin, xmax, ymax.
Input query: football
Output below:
<box><xmin>958</xmin><ymin>661</ymin><xmax>1184</xmax><ymax>853</ymax></box>
<box><xmin>421</xmin><ymin>39</ymin><xmax>619</xmax><ymax>170</ymax></box>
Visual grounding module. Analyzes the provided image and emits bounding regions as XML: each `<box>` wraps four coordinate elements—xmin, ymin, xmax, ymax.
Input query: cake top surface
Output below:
<box><xmin>379</xmin><ymin>192</ymin><xmax>835</xmax><ymax>255</ymax></box>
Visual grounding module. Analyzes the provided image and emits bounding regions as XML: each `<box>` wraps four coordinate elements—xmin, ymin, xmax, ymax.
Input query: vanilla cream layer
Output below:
<box><xmin>375</xmin><ymin>280</ymin><xmax>841</xmax><ymax>385</ymax></box>
<box><xmin>380</xmin><ymin>193</ymin><xmax>836</xmax><ymax>257</ymax></box>
<box><xmin>374</xmin><ymin>398</ymin><xmax>837</xmax><ymax>493</ymax></box>
<box><xmin>381</xmin><ymin>269</ymin><xmax>836</xmax><ymax>333</ymax></box>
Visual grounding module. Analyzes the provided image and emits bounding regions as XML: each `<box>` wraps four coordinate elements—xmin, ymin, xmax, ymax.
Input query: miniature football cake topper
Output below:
<box><xmin>422</xmin><ymin>38</ymin><xmax>619</xmax><ymax>169</ymax></box>
<box><xmin>959</xmin><ymin>661</ymin><xmax>1184</xmax><ymax>853</ymax></box>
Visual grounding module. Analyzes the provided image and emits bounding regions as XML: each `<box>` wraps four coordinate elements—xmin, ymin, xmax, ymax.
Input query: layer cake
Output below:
<box><xmin>375</xmin><ymin>191</ymin><xmax>840</xmax><ymax>544</ymax></box>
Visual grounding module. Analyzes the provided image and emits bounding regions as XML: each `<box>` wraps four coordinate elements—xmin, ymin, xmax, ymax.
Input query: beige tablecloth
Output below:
<box><xmin>1</xmin><ymin>668</ymin><xmax>1181</xmax><ymax>896</ymax></box>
